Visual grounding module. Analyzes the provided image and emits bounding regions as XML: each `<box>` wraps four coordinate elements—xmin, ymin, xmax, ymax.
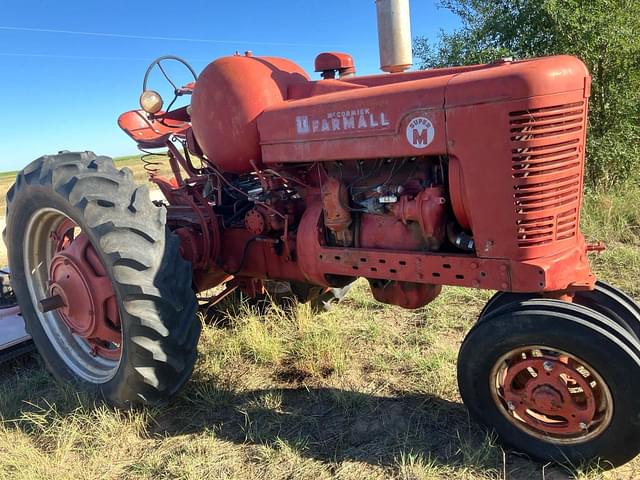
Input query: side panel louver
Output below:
<box><xmin>509</xmin><ymin>102</ymin><xmax>585</xmax><ymax>249</ymax></box>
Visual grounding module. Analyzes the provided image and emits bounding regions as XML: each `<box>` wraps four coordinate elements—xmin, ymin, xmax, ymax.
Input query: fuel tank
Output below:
<box><xmin>190</xmin><ymin>54</ymin><xmax>309</xmax><ymax>174</ymax></box>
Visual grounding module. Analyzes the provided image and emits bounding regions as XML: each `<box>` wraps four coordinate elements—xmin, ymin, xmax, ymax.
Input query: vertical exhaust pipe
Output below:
<box><xmin>375</xmin><ymin>0</ymin><xmax>413</xmax><ymax>73</ymax></box>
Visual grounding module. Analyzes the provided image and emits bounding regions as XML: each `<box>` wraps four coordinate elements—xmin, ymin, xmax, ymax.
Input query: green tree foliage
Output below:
<box><xmin>414</xmin><ymin>0</ymin><xmax>640</xmax><ymax>188</ymax></box>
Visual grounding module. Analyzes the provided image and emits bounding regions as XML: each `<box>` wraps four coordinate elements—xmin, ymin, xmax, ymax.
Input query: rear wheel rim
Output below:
<box><xmin>490</xmin><ymin>345</ymin><xmax>613</xmax><ymax>445</ymax></box>
<box><xmin>23</xmin><ymin>208</ymin><xmax>121</xmax><ymax>383</ymax></box>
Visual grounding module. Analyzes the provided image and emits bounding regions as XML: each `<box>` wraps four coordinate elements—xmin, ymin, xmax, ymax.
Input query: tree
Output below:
<box><xmin>414</xmin><ymin>0</ymin><xmax>640</xmax><ymax>188</ymax></box>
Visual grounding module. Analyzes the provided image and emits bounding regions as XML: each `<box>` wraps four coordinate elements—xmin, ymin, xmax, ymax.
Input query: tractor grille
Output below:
<box><xmin>509</xmin><ymin>101</ymin><xmax>586</xmax><ymax>248</ymax></box>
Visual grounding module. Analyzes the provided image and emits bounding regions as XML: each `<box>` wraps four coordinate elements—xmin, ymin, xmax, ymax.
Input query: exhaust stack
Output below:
<box><xmin>375</xmin><ymin>0</ymin><xmax>413</xmax><ymax>73</ymax></box>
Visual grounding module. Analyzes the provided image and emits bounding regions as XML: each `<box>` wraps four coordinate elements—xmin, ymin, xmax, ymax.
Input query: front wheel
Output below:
<box><xmin>4</xmin><ymin>152</ymin><xmax>199</xmax><ymax>406</ymax></box>
<box><xmin>479</xmin><ymin>282</ymin><xmax>640</xmax><ymax>341</ymax></box>
<box><xmin>458</xmin><ymin>299</ymin><xmax>640</xmax><ymax>467</ymax></box>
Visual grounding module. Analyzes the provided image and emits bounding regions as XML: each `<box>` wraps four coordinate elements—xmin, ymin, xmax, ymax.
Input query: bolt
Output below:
<box><xmin>484</xmin><ymin>240</ymin><xmax>494</xmax><ymax>252</ymax></box>
<box><xmin>507</xmin><ymin>401</ymin><xmax>516</xmax><ymax>411</ymax></box>
<box><xmin>38</xmin><ymin>294</ymin><xmax>66</xmax><ymax>313</ymax></box>
<box><xmin>579</xmin><ymin>422</ymin><xmax>588</xmax><ymax>430</ymax></box>
<box><xmin>543</xmin><ymin>361</ymin><xmax>554</xmax><ymax>372</ymax></box>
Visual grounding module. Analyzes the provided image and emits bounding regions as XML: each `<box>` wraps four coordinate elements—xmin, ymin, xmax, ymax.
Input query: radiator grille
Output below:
<box><xmin>509</xmin><ymin>102</ymin><xmax>585</xmax><ymax>248</ymax></box>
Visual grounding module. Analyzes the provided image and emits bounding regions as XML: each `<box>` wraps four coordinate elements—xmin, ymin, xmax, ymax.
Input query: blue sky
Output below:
<box><xmin>0</xmin><ymin>0</ymin><xmax>459</xmax><ymax>172</ymax></box>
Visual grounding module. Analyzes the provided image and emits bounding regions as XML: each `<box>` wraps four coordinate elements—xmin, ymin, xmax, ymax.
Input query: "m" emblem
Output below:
<box><xmin>406</xmin><ymin>116</ymin><xmax>435</xmax><ymax>149</ymax></box>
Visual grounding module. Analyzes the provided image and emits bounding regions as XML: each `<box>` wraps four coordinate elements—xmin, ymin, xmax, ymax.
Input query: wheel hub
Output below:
<box><xmin>47</xmin><ymin>229</ymin><xmax>121</xmax><ymax>360</ymax></box>
<box><xmin>495</xmin><ymin>349</ymin><xmax>609</xmax><ymax>441</ymax></box>
<box><xmin>530</xmin><ymin>385</ymin><xmax>564</xmax><ymax>413</ymax></box>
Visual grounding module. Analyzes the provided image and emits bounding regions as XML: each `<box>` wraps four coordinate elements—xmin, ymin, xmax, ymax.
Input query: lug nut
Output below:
<box><xmin>507</xmin><ymin>401</ymin><xmax>516</xmax><ymax>411</ymax></box>
<box><xmin>579</xmin><ymin>422</ymin><xmax>588</xmax><ymax>430</ymax></box>
<box><xmin>543</xmin><ymin>361</ymin><xmax>554</xmax><ymax>372</ymax></box>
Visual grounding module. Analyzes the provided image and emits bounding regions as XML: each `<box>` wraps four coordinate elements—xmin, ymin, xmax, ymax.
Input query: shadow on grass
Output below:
<box><xmin>0</xmin><ymin>355</ymin><xmax>578</xmax><ymax>478</ymax></box>
<box><xmin>0</xmin><ymin>357</ymin><xmax>501</xmax><ymax>475</ymax></box>
<box><xmin>152</xmin><ymin>379</ymin><xmax>527</xmax><ymax>477</ymax></box>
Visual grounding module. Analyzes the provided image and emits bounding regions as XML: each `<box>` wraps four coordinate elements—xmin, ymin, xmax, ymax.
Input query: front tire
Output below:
<box><xmin>458</xmin><ymin>299</ymin><xmax>640</xmax><ymax>467</ymax></box>
<box><xmin>479</xmin><ymin>282</ymin><xmax>640</xmax><ymax>340</ymax></box>
<box><xmin>4</xmin><ymin>152</ymin><xmax>199</xmax><ymax>406</ymax></box>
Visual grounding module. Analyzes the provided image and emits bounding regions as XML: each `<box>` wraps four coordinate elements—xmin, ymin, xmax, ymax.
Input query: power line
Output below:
<box><xmin>0</xmin><ymin>26</ymin><xmax>327</xmax><ymax>48</ymax></box>
<box><xmin>0</xmin><ymin>52</ymin><xmax>212</xmax><ymax>62</ymax></box>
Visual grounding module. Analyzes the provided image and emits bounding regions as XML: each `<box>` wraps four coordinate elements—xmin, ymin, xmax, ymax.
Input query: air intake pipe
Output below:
<box><xmin>375</xmin><ymin>0</ymin><xmax>413</xmax><ymax>73</ymax></box>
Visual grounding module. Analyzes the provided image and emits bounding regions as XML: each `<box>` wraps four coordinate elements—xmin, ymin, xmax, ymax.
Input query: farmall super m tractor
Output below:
<box><xmin>4</xmin><ymin>0</ymin><xmax>640</xmax><ymax>467</ymax></box>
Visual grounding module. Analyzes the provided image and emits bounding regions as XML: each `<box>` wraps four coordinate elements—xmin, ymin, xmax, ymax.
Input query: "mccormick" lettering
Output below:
<box><xmin>296</xmin><ymin>109</ymin><xmax>390</xmax><ymax>135</ymax></box>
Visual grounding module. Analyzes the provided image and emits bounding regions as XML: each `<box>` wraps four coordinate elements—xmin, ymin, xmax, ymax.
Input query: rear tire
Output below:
<box><xmin>4</xmin><ymin>152</ymin><xmax>199</xmax><ymax>406</ymax></box>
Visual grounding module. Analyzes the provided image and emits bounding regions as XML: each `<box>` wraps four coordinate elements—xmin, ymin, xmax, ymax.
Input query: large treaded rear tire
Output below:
<box><xmin>3</xmin><ymin>151</ymin><xmax>199</xmax><ymax>406</ymax></box>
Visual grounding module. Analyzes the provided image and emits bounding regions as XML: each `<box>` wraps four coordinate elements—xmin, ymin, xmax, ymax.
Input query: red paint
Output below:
<box><xmin>358</xmin><ymin>214</ymin><xmax>426</xmax><ymax>251</ymax></box>
<box><xmin>314</xmin><ymin>52</ymin><xmax>356</xmax><ymax>79</ymax></box>
<box><xmin>189</xmin><ymin>55</ymin><xmax>309</xmax><ymax>173</ymax></box>
<box><xmin>49</xmin><ymin>223</ymin><xmax>121</xmax><ymax>359</ymax></box>
<box><xmin>321</xmin><ymin>176</ymin><xmax>353</xmax><ymax>246</ymax></box>
<box><xmin>118</xmin><ymin>54</ymin><xmax>597</xmax><ymax>310</ymax></box>
<box><xmin>370</xmin><ymin>280</ymin><xmax>441</xmax><ymax>309</ymax></box>
<box><xmin>389</xmin><ymin>187</ymin><xmax>446</xmax><ymax>250</ymax></box>
<box><xmin>118</xmin><ymin>107</ymin><xmax>190</xmax><ymax>149</ymax></box>
<box><xmin>501</xmin><ymin>354</ymin><xmax>599</xmax><ymax>436</ymax></box>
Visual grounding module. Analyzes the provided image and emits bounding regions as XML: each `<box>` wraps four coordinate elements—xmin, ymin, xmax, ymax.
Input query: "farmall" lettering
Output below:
<box><xmin>296</xmin><ymin>108</ymin><xmax>390</xmax><ymax>135</ymax></box>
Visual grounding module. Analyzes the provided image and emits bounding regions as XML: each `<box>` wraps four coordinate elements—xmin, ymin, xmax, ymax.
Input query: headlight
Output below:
<box><xmin>139</xmin><ymin>90</ymin><xmax>163</xmax><ymax>114</ymax></box>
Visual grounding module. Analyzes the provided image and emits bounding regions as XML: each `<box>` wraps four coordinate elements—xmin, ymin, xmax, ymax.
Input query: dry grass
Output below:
<box><xmin>0</xmin><ymin>153</ymin><xmax>173</xmax><ymax>215</ymax></box>
<box><xmin>0</xmin><ymin>154</ymin><xmax>171</xmax><ymax>266</ymax></box>
<box><xmin>113</xmin><ymin>153</ymin><xmax>175</xmax><ymax>186</ymax></box>
<box><xmin>0</xmin><ymin>159</ymin><xmax>639</xmax><ymax>479</ymax></box>
<box><xmin>0</xmin><ymin>170</ymin><xmax>18</xmax><ymax>217</ymax></box>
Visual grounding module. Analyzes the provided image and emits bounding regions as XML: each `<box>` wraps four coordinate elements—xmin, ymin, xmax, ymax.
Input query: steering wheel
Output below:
<box><xmin>142</xmin><ymin>55</ymin><xmax>198</xmax><ymax>114</ymax></box>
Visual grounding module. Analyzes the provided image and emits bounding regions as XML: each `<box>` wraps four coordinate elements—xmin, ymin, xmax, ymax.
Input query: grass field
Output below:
<box><xmin>0</xmin><ymin>170</ymin><xmax>18</xmax><ymax>216</ymax></box>
<box><xmin>0</xmin><ymin>154</ymin><xmax>171</xmax><ymax>215</ymax></box>
<box><xmin>0</xmin><ymin>155</ymin><xmax>639</xmax><ymax>479</ymax></box>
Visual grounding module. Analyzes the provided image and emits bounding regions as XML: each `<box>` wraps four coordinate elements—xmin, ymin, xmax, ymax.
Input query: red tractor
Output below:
<box><xmin>4</xmin><ymin>0</ymin><xmax>640</xmax><ymax>468</ymax></box>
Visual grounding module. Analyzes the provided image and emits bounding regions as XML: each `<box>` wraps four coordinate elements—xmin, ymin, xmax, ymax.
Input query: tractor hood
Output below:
<box><xmin>257</xmin><ymin>55</ymin><xmax>589</xmax><ymax>165</ymax></box>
